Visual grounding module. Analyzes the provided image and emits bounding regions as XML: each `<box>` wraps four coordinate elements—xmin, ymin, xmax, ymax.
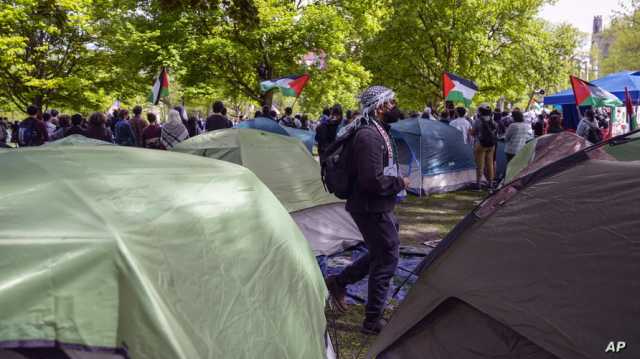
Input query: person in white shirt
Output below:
<box><xmin>449</xmin><ymin>107</ymin><xmax>472</xmax><ymax>144</ymax></box>
<box><xmin>42</xmin><ymin>112</ymin><xmax>56</xmax><ymax>140</ymax></box>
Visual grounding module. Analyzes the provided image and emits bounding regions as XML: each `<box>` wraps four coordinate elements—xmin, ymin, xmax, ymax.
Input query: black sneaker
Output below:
<box><xmin>361</xmin><ymin>317</ymin><xmax>388</xmax><ymax>335</ymax></box>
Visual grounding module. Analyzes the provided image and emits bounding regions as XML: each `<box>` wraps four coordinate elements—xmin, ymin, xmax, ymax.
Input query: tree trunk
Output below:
<box><xmin>262</xmin><ymin>91</ymin><xmax>273</xmax><ymax>111</ymax></box>
<box><xmin>33</xmin><ymin>94</ymin><xmax>43</xmax><ymax>110</ymax></box>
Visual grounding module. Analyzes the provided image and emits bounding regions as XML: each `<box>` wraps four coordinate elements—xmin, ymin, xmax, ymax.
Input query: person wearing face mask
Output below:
<box><xmin>325</xmin><ymin>86</ymin><xmax>410</xmax><ymax>335</ymax></box>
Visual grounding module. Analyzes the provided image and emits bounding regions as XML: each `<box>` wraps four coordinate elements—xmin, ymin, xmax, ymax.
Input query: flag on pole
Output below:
<box><xmin>149</xmin><ymin>68</ymin><xmax>170</xmax><ymax>105</ymax></box>
<box><xmin>624</xmin><ymin>86</ymin><xmax>637</xmax><ymax>131</ymax></box>
<box><xmin>260</xmin><ymin>74</ymin><xmax>310</xmax><ymax>97</ymax></box>
<box><xmin>442</xmin><ymin>72</ymin><xmax>478</xmax><ymax>106</ymax></box>
<box><xmin>570</xmin><ymin>75</ymin><xmax>623</xmax><ymax>108</ymax></box>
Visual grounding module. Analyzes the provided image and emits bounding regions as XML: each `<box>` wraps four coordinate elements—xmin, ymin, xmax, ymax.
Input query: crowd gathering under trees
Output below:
<box><xmin>0</xmin><ymin>0</ymin><xmax>604</xmax><ymax>116</ymax></box>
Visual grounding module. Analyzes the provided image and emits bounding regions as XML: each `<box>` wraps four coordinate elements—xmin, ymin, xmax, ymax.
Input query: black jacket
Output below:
<box><xmin>205</xmin><ymin>114</ymin><xmax>232</xmax><ymax>132</ymax></box>
<box><xmin>346</xmin><ymin>121</ymin><xmax>404</xmax><ymax>213</ymax></box>
<box><xmin>316</xmin><ymin>120</ymin><xmax>340</xmax><ymax>157</ymax></box>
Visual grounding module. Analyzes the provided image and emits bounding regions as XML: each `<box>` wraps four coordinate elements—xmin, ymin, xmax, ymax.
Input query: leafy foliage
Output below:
<box><xmin>600</xmin><ymin>1</ymin><xmax>640</xmax><ymax>76</ymax></box>
<box><xmin>361</xmin><ymin>0</ymin><xmax>582</xmax><ymax>110</ymax></box>
<box><xmin>0</xmin><ymin>0</ymin><xmax>583</xmax><ymax>115</ymax></box>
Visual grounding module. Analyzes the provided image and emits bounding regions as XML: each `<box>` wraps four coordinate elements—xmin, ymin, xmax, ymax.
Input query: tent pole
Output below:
<box><xmin>419</xmin><ymin>119</ymin><xmax>423</xmax><ymax>198</ymax></box>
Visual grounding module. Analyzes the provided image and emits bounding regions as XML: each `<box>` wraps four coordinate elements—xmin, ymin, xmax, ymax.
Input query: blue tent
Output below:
<box><xmin>283</xmin><ymin>127</ymin><xmax>316</xmax><ymax>153</ymax></box>
<box><xmin>237</xmin><ymin>117</ymin><xmax>290</xmax><ymax>136</ymax></box>
<box><xmin>391</xmin><ymin>118</ymin><xmax>476</xmax><ymax>194</ymax></box>
<box><xmin>237</xmin><ymin>117</ymin><xmax>314</xmax><ymax>153</ymax></box>
<box><xmin>544</xmin><ymin>71</ymin><xmax>640</xmax><ymax>129</ymax></box>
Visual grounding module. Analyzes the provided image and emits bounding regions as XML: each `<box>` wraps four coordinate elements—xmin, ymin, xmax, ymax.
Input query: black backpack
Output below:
<box><xmin>478</xmin><ymin>118</ymin><xmax>497</xmax><ymax>147</ymax></box>
<box><xmin>18</xmin><ymin>119</ymin><xmax>36</xmax><ymax>146</ymax></box>
<box><xmin>320</xmin><ymin>126</ymin><xmax>361</xmax><ymax>199</ymax></box>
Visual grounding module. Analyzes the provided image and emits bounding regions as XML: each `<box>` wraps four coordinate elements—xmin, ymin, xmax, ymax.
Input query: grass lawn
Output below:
<box><xmin>328</xmin><ymin>190</ymin><xmax>486</xmax><ymax>359</ymax></box>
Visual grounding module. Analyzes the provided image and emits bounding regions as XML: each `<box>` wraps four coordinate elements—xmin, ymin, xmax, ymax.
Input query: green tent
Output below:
<box><xmin>604</xmin><ymin>129</ymin><xmax>640</xmax><ymax>161</ymax></box>
<box><xmin>172</xmin><ymin>129</ymin><xmax>363</xmax><ymax>256</ymax></box>
<box><xmin>505</xmin><ymin>130</ymin><xmax>637</xmax><ymax>184</ymax></box>
<box><xmin>45</xmin><ymin>134</ymin><xmax>113</xmax><ymax>146</ymax></box>
<box><xmin>0</xmin><ymin>146</ymin><xmax>328</xmax><ymax>359</ymax></box>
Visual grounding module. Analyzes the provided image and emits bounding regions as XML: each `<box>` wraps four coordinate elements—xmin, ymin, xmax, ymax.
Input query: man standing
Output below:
<box><xmin>470</xmin><ymin>104</ymin><xmax>498</xmax><ymax>190</ymax></box>
<box><xmin>205</xmin><ymin>101</ymin><xmax>232</xmax><ymax>131</ymax></box>
<box><xmin>130</xmin><ymin>105</ymin><xmax>149</xmax><ymax>147</ymax></box>
<box><xmin>449</xmin><ymin>107</ymin><xmax>472</xmax><ymax>144</ymax></box>
<box><xmin>142</xmin><ymin>113</ymin><xmax>163</xmax><ymax>149</ymax></box>
<box><xmin>315</xmin><ymin>105</ymin><xmax>343</xmax><ymax>160</ymax></box>
<box><xmin>114</xmin><ymin>109</ymin><xmax>136</xmax><ymax>146</ymax></box>
<box><xmin>43</xmin><ymin>112</ymin><xmax>56</xmax><ymax>140</ymax></box>
<box><xmin>65</xmin><ymin>114</ymin><xmax>86</xmax><ymax>137</ymax></box>
<box><xmin>18</xmin><ymin>105</ymin><xmax>48</xmax><ymax>146</ymax></box>
<box><xmin>325</xmin><ymin>86</ymin><xmax>409</xmax><ymax>335</ymax></box>
<box><xmin>576</xmin><ymin>108</ymin><xmax>602</xmax><ymax>143</ymax></box>
<box><xmin>279</xmin><ymin>107</ymin><xmax>296</xmax><ymax>128</ymax></box>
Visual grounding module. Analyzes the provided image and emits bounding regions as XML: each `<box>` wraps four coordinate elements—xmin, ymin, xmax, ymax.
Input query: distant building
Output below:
<box><xmin>590</xmin><ymin>15</ymin><xmax>616</xmax><ymax>79</ymax></box>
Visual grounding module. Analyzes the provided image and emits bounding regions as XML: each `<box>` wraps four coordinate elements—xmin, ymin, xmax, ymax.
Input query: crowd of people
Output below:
<box><xmin>0</xmin><ymin>101</ymin><xmax>236</xmax><ymax>150</ymax></box>
<box><xmin>0</xmin><ymin>97</ymin><xmax>613</xmax><ymax>193</ymax></box>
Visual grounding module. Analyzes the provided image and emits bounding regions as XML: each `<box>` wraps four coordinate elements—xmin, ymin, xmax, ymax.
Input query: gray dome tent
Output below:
<box><xmin>368</xmin><ymin>131</ymin><xmax>640</xmax><ymax>359</ymax></box>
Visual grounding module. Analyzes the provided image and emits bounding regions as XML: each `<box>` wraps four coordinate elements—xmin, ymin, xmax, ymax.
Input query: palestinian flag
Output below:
<box><xmin>624</xmin><ymin>86</ymin><xmax>637</xmax><ymax>131</ymax></box>
<box><xmin>570</xmin><ymin>75</ymin><xmax>623</xmax><ymax>108</ymax></box>
<box><xmin>442</xmin><ymin>72</ymin><xmax>478</xmax><ymax>106</ymax></box>
<box><xmin>149</xmin><ymin>68</ymin><xmax>170</xmax><ymax>105</ymax></box>
<box><xmin>260</xmin><ymin>74</ymin><xmax>310</xmax><ymax>97</ymax></box>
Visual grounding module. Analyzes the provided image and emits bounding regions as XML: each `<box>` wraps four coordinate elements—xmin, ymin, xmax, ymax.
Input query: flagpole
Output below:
<box><xmin>291</xmin><ymin>95</ymin><xmax>300</xmax><ymax>110</ymax></box>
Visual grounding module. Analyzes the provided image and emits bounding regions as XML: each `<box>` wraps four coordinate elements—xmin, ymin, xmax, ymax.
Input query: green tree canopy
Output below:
<box><xmin>361</xmin><ymin>0</ymin><xmax>582</xmax><ymax>110</ymax></box>
<box><xmin>600</xmin><ymin>1</ymin><xmax>640</xmax><ymax>76</ymax></box>
<box><xmin>0</xmin><ymin>0</ymin><xmax>119</xmax><ymax>111</ymax></box>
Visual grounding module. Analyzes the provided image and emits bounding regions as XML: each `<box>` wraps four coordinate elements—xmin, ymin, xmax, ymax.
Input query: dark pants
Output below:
<box><xmin>336</xmin><ymin>211</ymin><xmax>400</xmax><ymax>320</ymax></box>
<box><xmin>506</xmin><ymin>153</ymin><xmax>516</xmax><ymax>163</ymax></box>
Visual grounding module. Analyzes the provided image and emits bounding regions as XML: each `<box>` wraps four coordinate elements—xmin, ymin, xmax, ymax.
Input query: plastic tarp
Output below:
<box><xmin>391</xmin><ymin>118</ymin><xmax>476</xmax><ymax>194</ymax></box>
<box><xmin>0</xmin><ymin>146</ymin><xmax>328</xmax><ymax>359</ymax></box>
<box><xmin>370</xmin><ymin>159</ymin><xmax>640</xmax><ymax>359</ymax></box>
<box><xmin>45</xmin><ymin>135</ymin><xmax>113</xmax><ymax>147</ymax></box>
<box><xmin>172</xmin><ymin>129</ymin><xmax>363</xmax><ymax>255</ymax></box>
<box><xmin>236</xmin><ymin>117</ymin><xmax>289</xmax><ymax>136</ymax></box>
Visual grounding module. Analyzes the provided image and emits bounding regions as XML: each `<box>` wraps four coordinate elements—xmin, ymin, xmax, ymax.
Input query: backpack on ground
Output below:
<box><xmin>18</xmin><ymin>120</ymin><xmax>36</xmax><ymax>147</ymax></box>
<box><xmin>320</xmin><ymin>126</ymin><xmax>361</xmax><ymax>199</ymax></box>
<box><xmin>478</xmin><ymin>118</ymin><xmax>497</xmax><ymax>147</ymax></box>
